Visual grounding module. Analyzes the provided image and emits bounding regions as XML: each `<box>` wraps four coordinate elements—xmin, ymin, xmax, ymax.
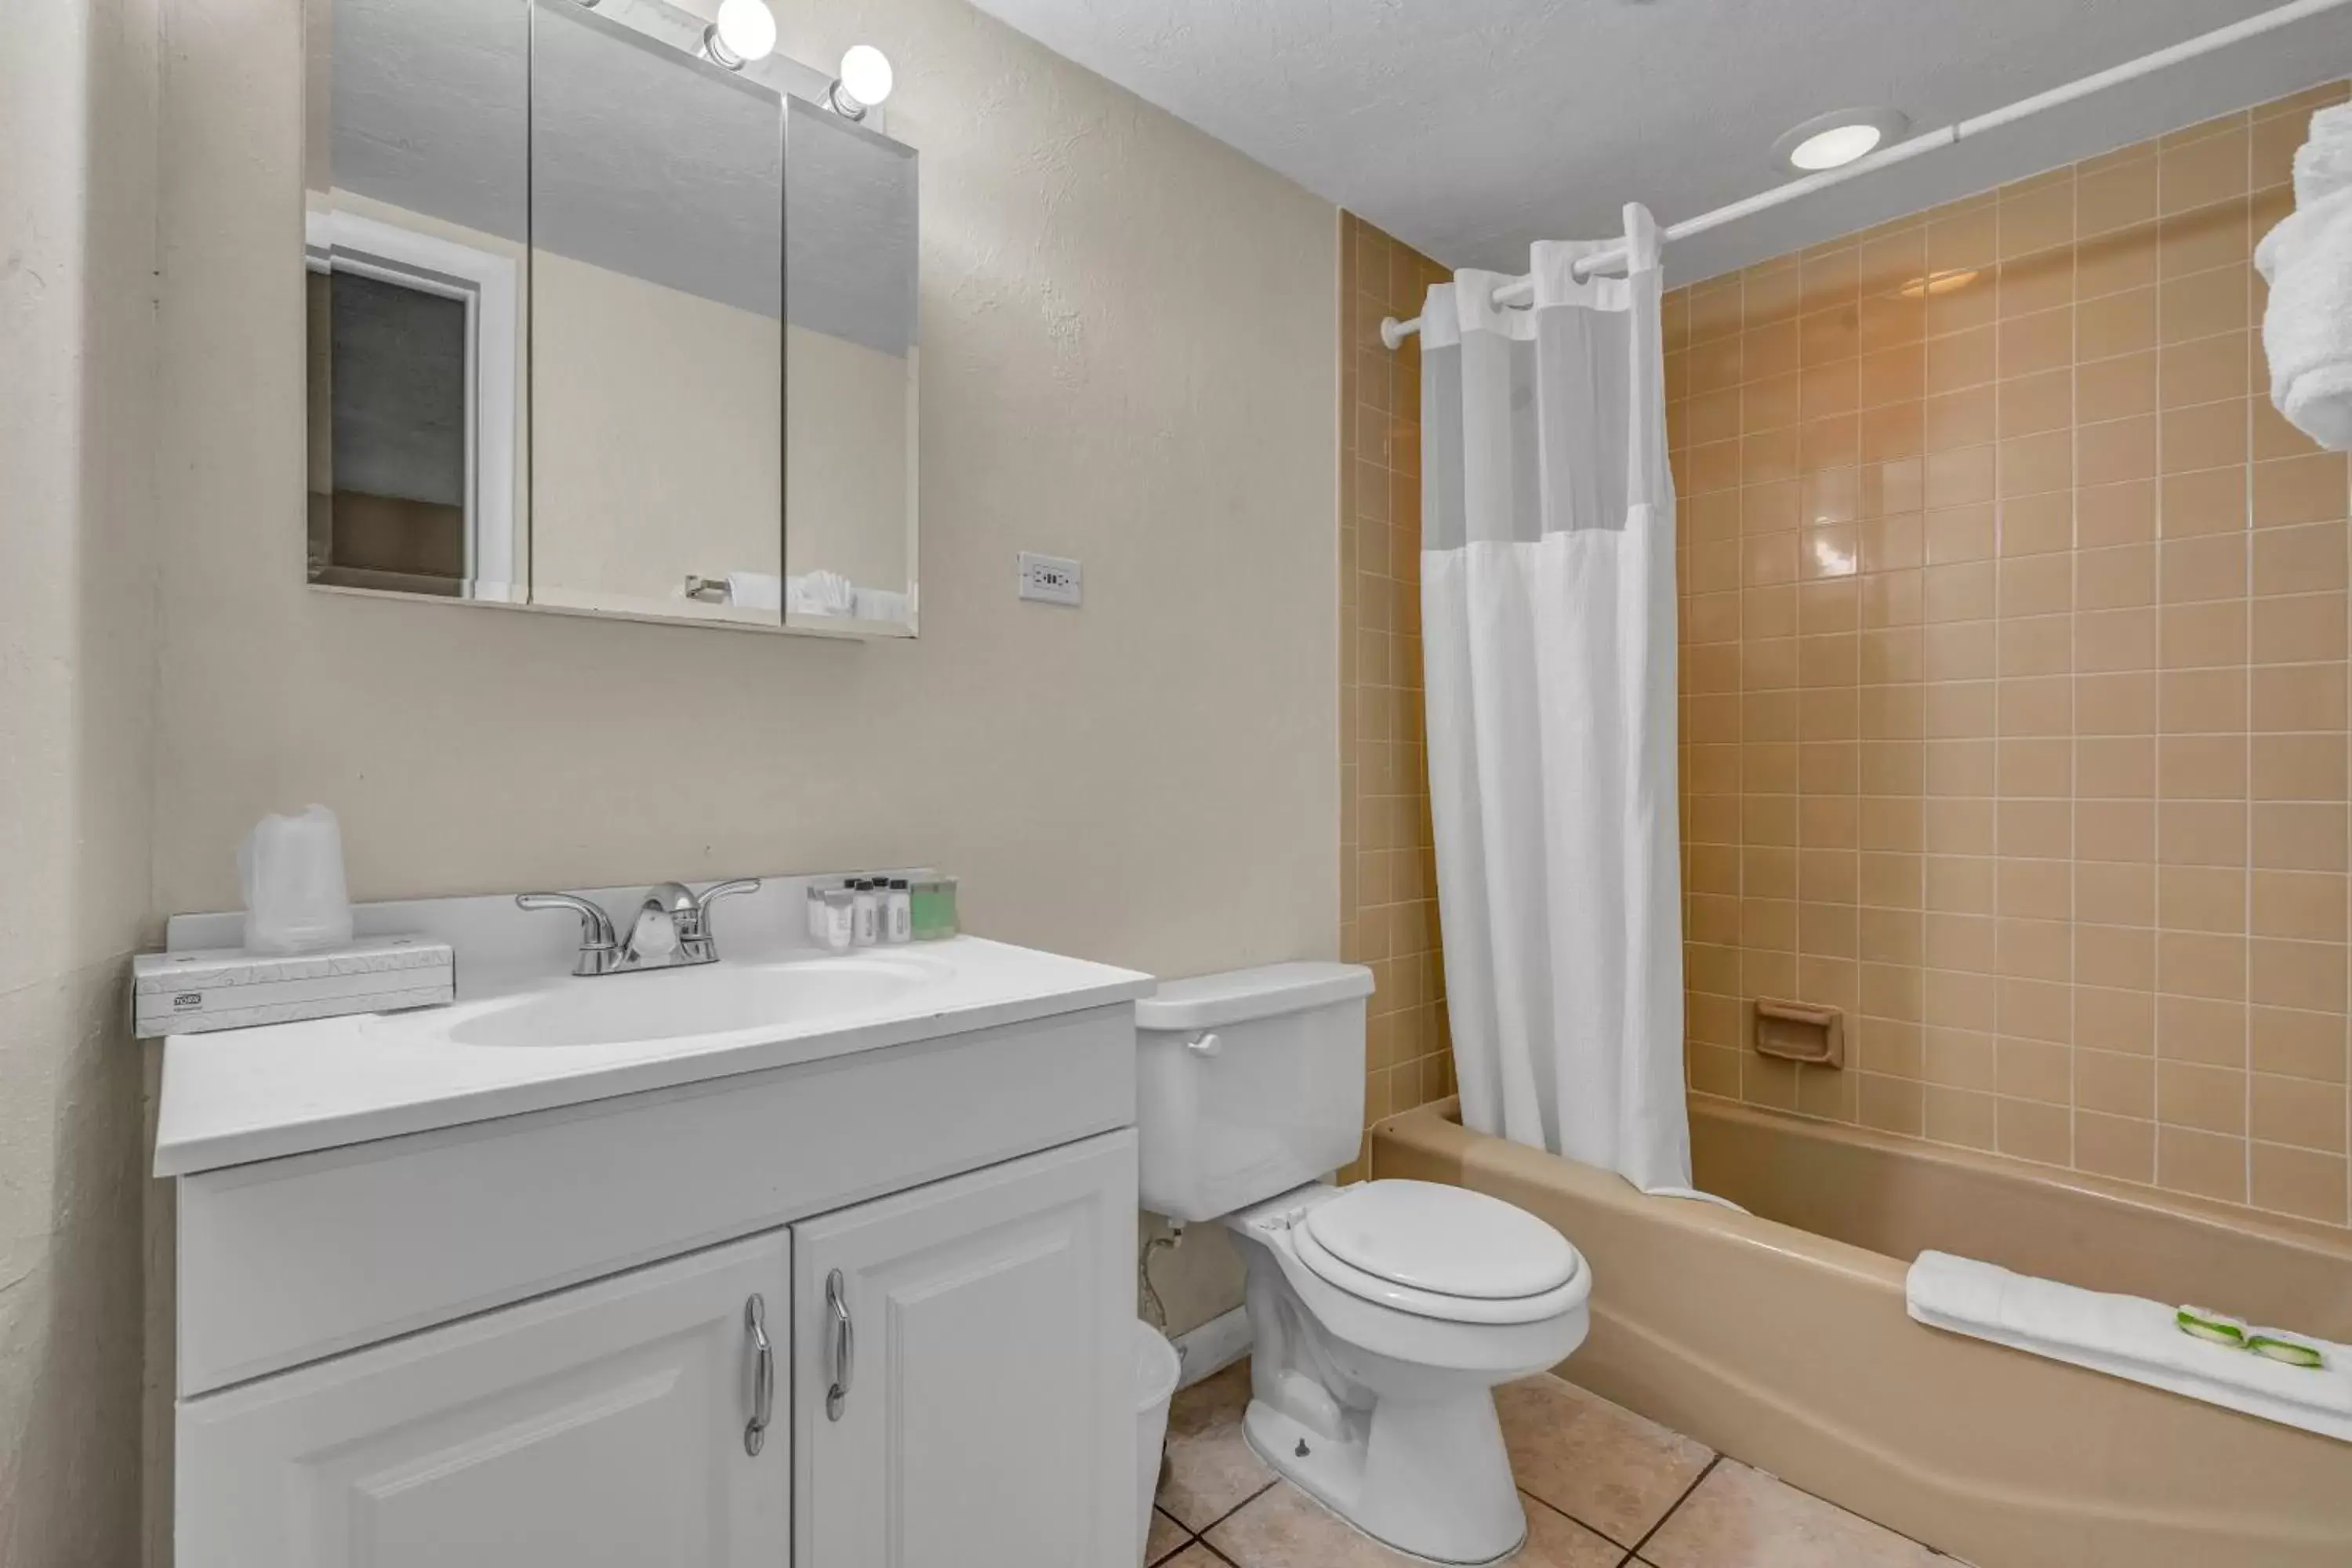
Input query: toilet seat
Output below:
<box><xmin>1290</xmin><ymin>1181</ymin><xmax>1584</xmax><ymax>1326</ymax></box>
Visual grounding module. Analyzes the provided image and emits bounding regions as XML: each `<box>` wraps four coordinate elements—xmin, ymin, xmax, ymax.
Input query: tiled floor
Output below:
<box><xmin>1150</xmin><ymin>1363</ymin><xmax>1958</xmax><ymax>1567</ymax></box>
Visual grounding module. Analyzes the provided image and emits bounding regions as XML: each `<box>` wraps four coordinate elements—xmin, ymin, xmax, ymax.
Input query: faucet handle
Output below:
<box><xmin>517</xmin><ymin>893</ymin><xmax>619</xmax><ymax>975</ymax></box>
<box><xmin>695</xmin><ymin>877</ymin><xmax>761</xmax><ymax>914</ymax></box>
<box><xmin>691</xmin><ymin>878</ymin><xmax>761</xmax><ymax>941</ymax></box>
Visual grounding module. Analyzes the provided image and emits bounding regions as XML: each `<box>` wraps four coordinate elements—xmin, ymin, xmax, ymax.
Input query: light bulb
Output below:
<box><xmin>839</xmin><ymin>44</ymin><xmax>893</xmax><ymax>107</ymax></box>
<box><xmin>713</xmin><ymin>0</ymin><xmax>776</xmax><ymax>64</ymax></box>
<box><xmin>1788</xmin><ymin>122</ymin><xmax>1882</xmax><ymax>171</ymax></box>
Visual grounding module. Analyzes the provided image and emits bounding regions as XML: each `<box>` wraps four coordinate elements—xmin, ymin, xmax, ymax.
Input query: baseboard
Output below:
<box><xmin>1171</xmin><ymin>1305</ymin><xmax>1250</xmax><ymax>1388</ymax></box>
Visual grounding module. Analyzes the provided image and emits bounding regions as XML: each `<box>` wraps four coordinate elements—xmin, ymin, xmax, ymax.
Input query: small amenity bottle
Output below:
<box><xmin>821</xmin><ymin>888</ymin><xmax>855</xmax><ymax>951</ymax></box>
<box><xmin>851</xmin><ymin>879</ymin><xmax>880</xmax><ymax>946</ymax></box>
<box><xmin>912</xmin><ymin>877</ymin><xmax>960</xmax><ymax>940</ymax></box>
<box><xmin>885</xmin><ymin>878</ymin><xmax>913</xmax><ymax>943</ymax></box>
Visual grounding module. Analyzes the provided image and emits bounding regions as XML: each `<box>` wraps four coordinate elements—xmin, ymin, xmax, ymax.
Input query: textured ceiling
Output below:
<box><xmin>965</xmin><ymin>0</ymin><xmax>2352</xmax><ymax>282</ymax></box>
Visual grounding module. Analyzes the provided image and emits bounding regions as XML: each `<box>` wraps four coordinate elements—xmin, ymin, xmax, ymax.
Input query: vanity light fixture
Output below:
<box><xmin>827</xmin><ymin>44</ymin><xmax>894</xmax><ymax>120</ymax></box>
<box><xmin>1772</xmin><ymin>107</ymin><xmax>1911</xmax><ymax>172</ymax></box>
<box><xmin>702</xmin><ymin>0</ymin><xmax>778</xmax><ymax>71</ymax></box>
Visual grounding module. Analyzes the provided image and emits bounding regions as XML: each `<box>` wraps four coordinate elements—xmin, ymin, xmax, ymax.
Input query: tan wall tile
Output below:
<box><xmin>1663</xmin><ymin>85</ymin><xmax>2352</xmax><ymax>1229</ymax></box>
<box><xmin>2250</xmin><ymin>1141</ymin><xmax>2349</xmax><ymax>1224</ymax></box>
<box><xmin>2078</xmin><ymin>1111</ymin><xmax>2158</xmax><ymax>1181</ymax></box>
<box><xmin>2159</xmin><ymin>1123</ymin><xmax>2249</xmax><ymax>1203</ymax></box>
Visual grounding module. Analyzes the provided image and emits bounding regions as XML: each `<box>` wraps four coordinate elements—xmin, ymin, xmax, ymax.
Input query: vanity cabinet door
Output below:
<box><xmin>177</xmin><ymin>1229</ymin><xmax>791</xmax><ymax>1568</ymax></box>
<box><xmin>794</xmin><ymin>1130</ymin><xmax>1137</xmax><ymax>1568</ymax></box>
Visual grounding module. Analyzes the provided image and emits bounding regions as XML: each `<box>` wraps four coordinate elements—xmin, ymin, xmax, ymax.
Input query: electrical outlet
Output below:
<box><xmin>1018</xmin><ymin>552</ymin><xmax>1083</xmax><ymax>607</ymax></box>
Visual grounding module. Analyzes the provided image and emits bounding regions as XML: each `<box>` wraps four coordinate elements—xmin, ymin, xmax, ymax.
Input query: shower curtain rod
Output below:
<box><xmin>1379</xmin><ymin>0</ymin><xmax>2351</xmax><ymax>350</ymax></box>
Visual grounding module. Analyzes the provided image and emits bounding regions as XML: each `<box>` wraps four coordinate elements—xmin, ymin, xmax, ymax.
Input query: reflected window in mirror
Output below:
<box><xmin>304</xmin><ymin>0</ymin><xmax>529</xmax><ymax>602</ymax></box>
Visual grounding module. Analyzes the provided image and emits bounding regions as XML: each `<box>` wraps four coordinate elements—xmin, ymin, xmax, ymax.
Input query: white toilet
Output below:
<box><xmin>1137</xmin><ymin>964</ymin><xmax>1590</xmax><ymax>1566</ymax></box>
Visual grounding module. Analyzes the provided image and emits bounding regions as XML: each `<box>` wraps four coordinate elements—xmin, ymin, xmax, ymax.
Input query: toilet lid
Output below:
<box><xmin>1300</xmin><ymin>1181</ymin><xmax>1578</xmax><ymax>1301</ymax></box>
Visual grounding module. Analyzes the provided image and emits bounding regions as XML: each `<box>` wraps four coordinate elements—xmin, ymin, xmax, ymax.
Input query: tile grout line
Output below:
<box><xmin>1516</xmin><ymin>1483</ymin><xmax>1649</xmax><ymax>1558</ymax></box>
<box><xmin>2067</xmin><ymin>171</ymin><xmax>2082</xmax><ymax>1173</ymax></box>
<box><xmin>1178</xmin><ymin>1475</ymin><xmax>1279</xmax><ymax>1559</ymax></box>
<box><xmin>1620</xmin><ymin>1450</ymin><xmax>1722</xmax><ymax>1566</ymax></box>
<box><xmin>2241</xmin><ymin>133</ymin><xmax>2256</xmax><ymax>1211</ymax></box>
<box><xmin>2152</xmin><ymin>158</ymin><xmax>2169</xmax><ymax>1196</ymax></box>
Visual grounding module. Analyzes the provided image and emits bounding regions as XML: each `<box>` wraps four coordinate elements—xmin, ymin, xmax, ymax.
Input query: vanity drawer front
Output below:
<box><xmin>178</xmin><ymin>1004</ymin><xmax>1134</xmax><ymax>1396</ymax></box>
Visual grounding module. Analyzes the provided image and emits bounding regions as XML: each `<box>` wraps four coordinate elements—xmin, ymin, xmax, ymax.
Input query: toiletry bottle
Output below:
<box><xmin>822</xmin><ymin>888</ymin><xmax>855</xmax><ymax>951</ymax></box>
<box><xmin>851</xmin><ymin>879</ymin><xmax>880</xmax><ymax>947</ymax></box>
<box><xmin>886</xmin><ymin>878</ymin><xmax>913</xmax><ymax>943</ymax></box>
<box><xmin>913</xmin><ymin>877</ymin><xmax>960</xmax><ymax>940</ymax></box>
<box><xmin>806</xmin><ymin>885</ymin><xmax>824</xmax><ymax>942</ymax></box>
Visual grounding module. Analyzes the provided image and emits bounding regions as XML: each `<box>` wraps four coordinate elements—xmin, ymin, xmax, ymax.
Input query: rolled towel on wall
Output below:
<box><xmin>1906</xmin><ymin>1250</ymin><xmax>2352</xmax><ymax>1442</ymax></box>
<box><xmin>725</xmin><ymin>571</ymin><xmax>783</xmax><ymax>611</ymax></box>
<box><xmin>2256</xmin><ymin>104</ymin><xmax>2352</xmax><ymax>452</ymax></box>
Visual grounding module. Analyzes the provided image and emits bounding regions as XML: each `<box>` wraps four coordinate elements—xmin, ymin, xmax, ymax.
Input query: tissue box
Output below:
<box><xmin>132</xmin><ymin>935</ymin><xmax>455</xmax><ymax>1037</ymax></box>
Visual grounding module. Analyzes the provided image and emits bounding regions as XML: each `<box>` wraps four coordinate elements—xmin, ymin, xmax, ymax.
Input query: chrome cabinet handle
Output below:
<box><xmin>825</xmin><ymin>1269</ymin><xmax>855</xmax><ymax>1421</ymax></box>
<box><xmin>744</xmin><ymin>1294</ymin><xmax>774</xmax><ymax>1456</ymax></box>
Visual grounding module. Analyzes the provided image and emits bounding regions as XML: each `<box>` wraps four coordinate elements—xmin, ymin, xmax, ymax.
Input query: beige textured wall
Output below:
<box><xmin>0</xmin><ymin>0</ymin><xmax>162</xmax><ymax>1561</ymax></box>
<box><xmin>1670</xmin><ymin>82</ymin><xmax>2352</xmax><ymax>1229</ymax></box>
<box><xmin>532</xmin><ymin>251</ymin><xmax>785</xmax><ymax>618</ymax></box>
<box><xmin>786</xmin><ymin>325</ymin><xmax>915</xmax><ymax>595</ymax></box>
<box><xmin>1336</xmin><ymin>213</ymin><xmax>1454</xmax><ymax>1181</ymax></box>
<box><xmin>153</xmin><ymin>0</ymin><xmax>1337</xmax><ymax>1363</ymax></box>
<box><xmin>154</xmin><ymin>0</ymin><xmax>1337</xmax><ymax>953</ymax></box>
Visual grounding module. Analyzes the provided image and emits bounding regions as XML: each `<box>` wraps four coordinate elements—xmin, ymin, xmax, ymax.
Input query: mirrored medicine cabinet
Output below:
<box><xmin>303</xmin><ymin>0</ymin><xmax>919</xmax><ymax>637</ymax></box>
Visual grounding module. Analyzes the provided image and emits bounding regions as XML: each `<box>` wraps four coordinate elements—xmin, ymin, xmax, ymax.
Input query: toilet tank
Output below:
<box><xmin>1134</xmin><ymin>962</ymin><xmax>1374</xmax><ymax>1222</ymax></box>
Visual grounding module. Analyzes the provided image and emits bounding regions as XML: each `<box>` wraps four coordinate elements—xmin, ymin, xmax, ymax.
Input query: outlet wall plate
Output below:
<box><xmin>1018</xmin><ymin>552</ymin><xmax>1083</xmax><ymax>607</ymax></box>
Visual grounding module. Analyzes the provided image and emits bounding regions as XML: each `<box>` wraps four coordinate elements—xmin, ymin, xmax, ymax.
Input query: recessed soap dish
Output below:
<box><xmin>1754</xmin><ymin>998</ymin><xmax>1843</xmax><ymax>1068</ymax></box>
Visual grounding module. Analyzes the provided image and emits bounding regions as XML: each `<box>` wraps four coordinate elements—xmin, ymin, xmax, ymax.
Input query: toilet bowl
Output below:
<box><xmin>1225</xmin><ymin>1181</ymin><xmax>1588</xmax><ymax>1565</ymax></box>
<box><xmin>1134</xmin><ymin>964</ymin><xmax>1592</xmax><ymax>1566</ymax></box>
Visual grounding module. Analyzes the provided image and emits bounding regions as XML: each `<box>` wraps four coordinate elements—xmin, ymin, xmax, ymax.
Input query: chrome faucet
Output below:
<box><xmin>517</xmin><ymin>879</ymin><xmax>761</xmax><ymax>977</ymax></box>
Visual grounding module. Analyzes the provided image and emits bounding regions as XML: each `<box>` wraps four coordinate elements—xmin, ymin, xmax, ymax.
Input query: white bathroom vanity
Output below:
<box><xmin>152</xmin><ymin>877</ymin><xmax>1149</xmax><ymax>1567</ymax></box>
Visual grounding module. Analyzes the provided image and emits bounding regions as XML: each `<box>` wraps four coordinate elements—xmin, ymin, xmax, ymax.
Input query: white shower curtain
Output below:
<box><xmin>1419</xmin><ymin>205</ymin><xmax>1691</xmax><ymax>1193</ymax></box>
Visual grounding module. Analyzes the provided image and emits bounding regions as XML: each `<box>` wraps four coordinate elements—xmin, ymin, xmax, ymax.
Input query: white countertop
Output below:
<box><xmin>154</xmin><ymin>934</ymin><xmax>1152</xmax><ymax>1178</ymax></box>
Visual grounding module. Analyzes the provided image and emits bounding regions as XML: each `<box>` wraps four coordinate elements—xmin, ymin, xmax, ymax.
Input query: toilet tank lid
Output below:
<box><xmin>1134</xmin><ymin>962</ymin><xmax>1374</xmax><ymax>1031</ymax></box>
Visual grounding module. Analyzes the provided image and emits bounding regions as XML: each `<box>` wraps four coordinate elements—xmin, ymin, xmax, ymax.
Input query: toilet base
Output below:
<box><xmin>1242</xmin><ymin>1390</ymin><xmax>1526</xmax><ymax>1566</ymax></box>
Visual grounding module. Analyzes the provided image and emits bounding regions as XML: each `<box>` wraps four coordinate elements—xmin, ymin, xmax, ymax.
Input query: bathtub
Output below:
<box><xmin>1370</xmin><ymin>1097</ymin><xmax>2352</xmax><ymax>1568</ymax></box>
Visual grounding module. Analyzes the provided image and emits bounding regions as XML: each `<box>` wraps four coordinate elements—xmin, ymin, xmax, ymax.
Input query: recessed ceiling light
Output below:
<box><xmin>1772</xmin><ymin>108</ymin><xmax>1911</xmax><ymax>174</ymax></box>
<box><xmin>1791</xmin><ymin>123</ymin><xmax>1882</xmax><ymax>170</ymax></box>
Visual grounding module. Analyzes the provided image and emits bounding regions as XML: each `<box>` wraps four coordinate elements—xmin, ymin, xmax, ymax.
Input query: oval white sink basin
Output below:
<box><xmin>448</xmin><ymin>956</ymin><xmax>944</xmax><ymax>1048</ymax></box>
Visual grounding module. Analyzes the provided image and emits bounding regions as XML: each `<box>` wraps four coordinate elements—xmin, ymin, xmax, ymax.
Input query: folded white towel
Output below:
<box><xmin>787</xmin><ymin>570</ymin><xmax>857</xmax><ymax>616</ymax></box>
<box><xmin>2293</xmin><ymin>103</ymin><xmax>2352</xmax><ymax>207</ymax></box>
<box><xmin>1906</xmin><ymin>1250</ymin><xmax>2352</xmax><ymax>1443</ymax></box>
<box><xmin>726</xmin><ymin>571</ymin><xmax>782</xmax><ymax>611</ymax></box>
<box><xmin>2257</xmin><ymin>107</ymin><xmax>2352</xmax><ymax>452</ymax></box>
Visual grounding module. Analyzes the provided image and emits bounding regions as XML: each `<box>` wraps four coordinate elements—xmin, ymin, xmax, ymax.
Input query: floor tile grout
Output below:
<box><xmin>1163</xmin><ymin>1369</ymin><xmax>1940</xmax><ymax>1567</ymax></box>
<box><xmin>1201</xmin><ymin>1475</ymin><xmax>1279</xmax><ymax>1536</ymax></box>
<box><xmin>1519</xmin><ymin>1483</ymin><xmax>1645</xmax><ymax>1556</ymax></box>
<box><xmin>1620</xmin><ymin>1450</ymin><xmax>1722</xmax><ymax>1565</ymax></box>
<box><xmin>1165</xmin><ymin>1474</ymin><xmax>1279</xmax><ymax>1563</ymax></box>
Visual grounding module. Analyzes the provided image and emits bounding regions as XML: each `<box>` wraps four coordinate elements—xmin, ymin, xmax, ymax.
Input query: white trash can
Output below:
<box><xmin>1133</xmin><ymin>1321</ymin><xmax>1181</xmax><ymax>1565</ymax></box>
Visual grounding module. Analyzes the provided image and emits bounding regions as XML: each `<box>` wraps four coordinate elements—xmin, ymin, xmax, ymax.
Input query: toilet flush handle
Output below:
<box><xmin>1185</xmin><ymin>1032</ymin><xmax>1222</xmax><ymax>1058</ymax></box>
